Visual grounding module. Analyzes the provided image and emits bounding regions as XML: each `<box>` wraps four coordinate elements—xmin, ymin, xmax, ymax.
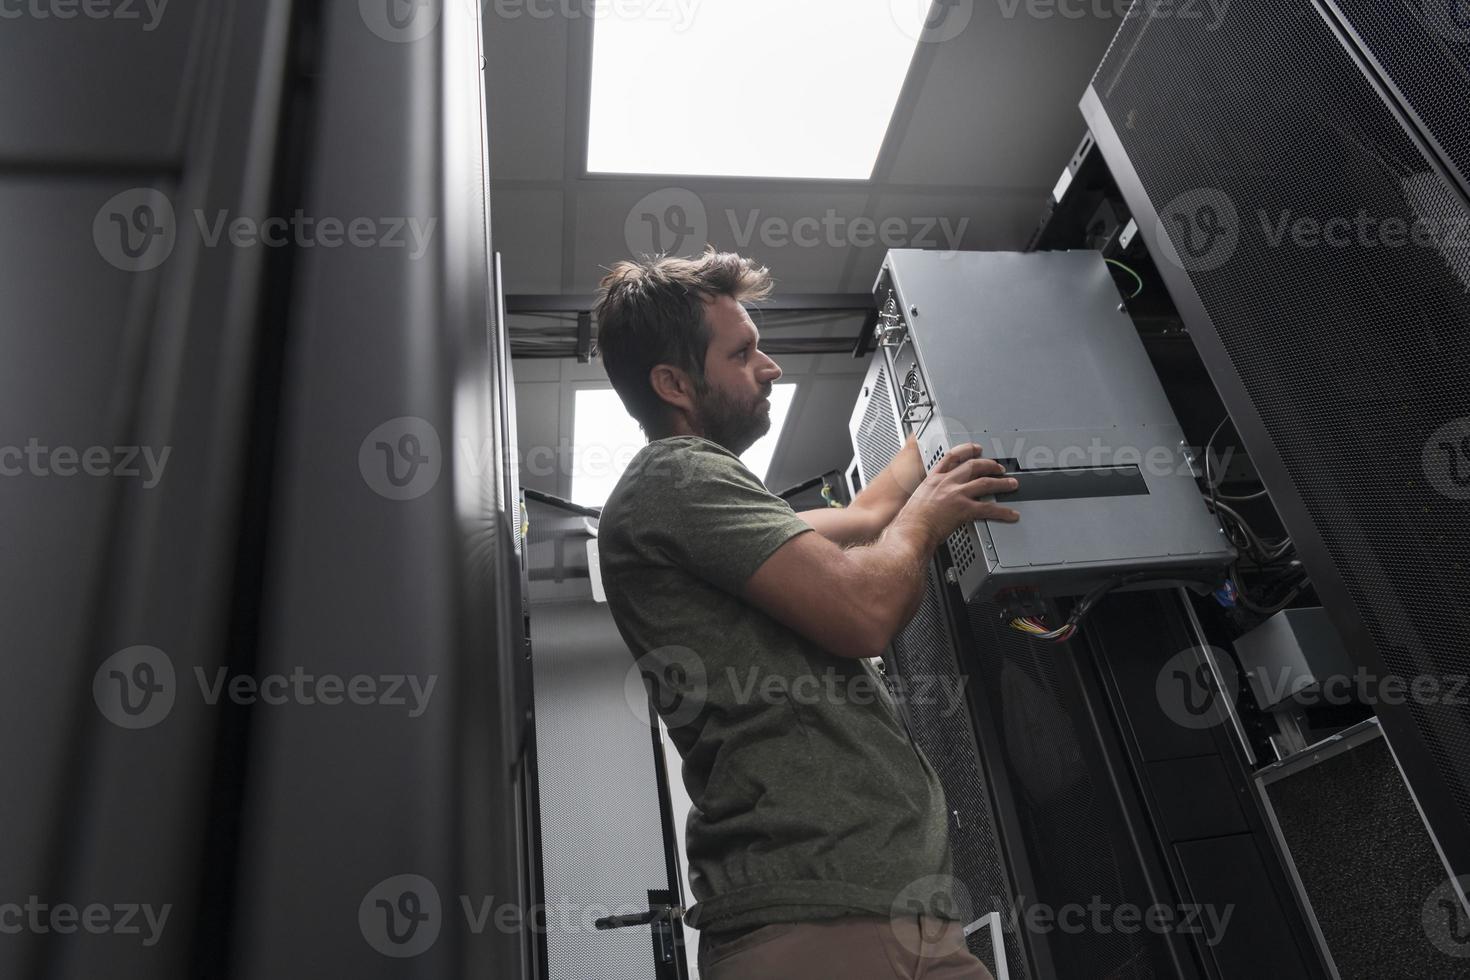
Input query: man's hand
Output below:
<box><xmin>901</xmin><ymin>442</ymin><xmax>1020</xmax><ymax>544</ymax></box>
<box><xmin>744</xmin><ymin>443</ymin><xmax>1019</xmax><ymax>660</ymax></box>
<box><xmin>796</xmin><ymin>435</ymin><xmax>930</xmax><ymax>547</ymax></box>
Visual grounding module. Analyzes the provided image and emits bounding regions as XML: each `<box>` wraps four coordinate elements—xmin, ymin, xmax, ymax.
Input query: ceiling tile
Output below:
<box><xmin>491</xmin><ymin>188</ymin><xmax>565</xmax><ymax>292</ymax></box>
<box><xmin>484</xmin><ymin>10</ymin><xmax>571</xmax><ymax>181</ymax></box>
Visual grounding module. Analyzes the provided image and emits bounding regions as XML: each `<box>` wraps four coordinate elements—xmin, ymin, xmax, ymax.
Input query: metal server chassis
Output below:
<box><xmin>869</xmin><ymin>249</ymin><xmax>1235</xmax><ymax>603</ymax></box>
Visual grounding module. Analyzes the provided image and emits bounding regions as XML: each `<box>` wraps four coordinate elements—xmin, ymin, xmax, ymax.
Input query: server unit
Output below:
<box><xmin>853</xmin><ymin>239</ymin><xmax>1341</xmax><ymax>977</ymax></box>
<box><xmin>872</xmin><ymin>249</ymin><xmax>1235</xmax><ymax>604</ymax></box>
<box><xmin>851</xmin><ymin>352</ymin><xmax>1279</xmax><ymax>980</ymax></box>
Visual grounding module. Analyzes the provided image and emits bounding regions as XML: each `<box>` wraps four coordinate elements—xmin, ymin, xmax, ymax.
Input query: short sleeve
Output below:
<box><xmin>634</xmin><ymin>439</ymin><xmax>813</xmax><ymax>596</ymax></box>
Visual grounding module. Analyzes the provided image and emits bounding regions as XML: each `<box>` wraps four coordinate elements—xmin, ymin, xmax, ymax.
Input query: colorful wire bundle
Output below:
<box><xmin>1007</xmin><ymin>616</ymin><xmax>1077</xmax><ymax>642</ymax></box>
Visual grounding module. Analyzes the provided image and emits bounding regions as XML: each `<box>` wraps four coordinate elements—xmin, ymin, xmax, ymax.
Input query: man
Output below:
<box><xmin>595</xmin><ymin>249</ymin><xmax>1020</xmax><ymax>980</ymax></box>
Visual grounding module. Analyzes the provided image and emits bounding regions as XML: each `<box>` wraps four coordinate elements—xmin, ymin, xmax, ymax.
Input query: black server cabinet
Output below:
<box><xmin>1081</xmin><ymin>0</ymin><xmax>1470</xmax><ymax>895</ymax></box>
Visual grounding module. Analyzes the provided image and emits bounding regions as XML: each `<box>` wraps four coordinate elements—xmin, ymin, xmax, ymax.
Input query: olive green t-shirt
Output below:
<box><xmin>598</xmin><ymin>435</ymin><xmax>954</xmax><ymax>934</ymax></box>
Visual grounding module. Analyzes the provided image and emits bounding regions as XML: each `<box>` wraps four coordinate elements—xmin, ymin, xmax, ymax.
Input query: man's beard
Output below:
<box><xmin>693</xmin><ymin>379</ymin><xmax>772</xmax><ymax>456</ymax></box>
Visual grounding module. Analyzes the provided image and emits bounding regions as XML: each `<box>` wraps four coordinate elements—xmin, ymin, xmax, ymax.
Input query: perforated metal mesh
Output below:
<box><xmin>892</xmin><ymin>569</ymin><xmax>1030</xmax><ymax>979</ymax></box>
<box><xmin>855</xmin><ymin>362</ymin><xmax>902</xmax><ymax>485</ymax></box>
<box><xmin>1329</xmin><ymin>0</ymin><xmax>1470</xmax><ymax>193</ymax></box>
<box><xmin>1095</xmin><ymin>0</ymin><xmax>1470</xmax><ymax>848</ymax></box>
<box><xmin>921</xmin><ymin>442</ymin><xmax>977</xmax><ymax>575</ymax></box>
<box><xmin>1266</xmin><ymin>733</ymin><xmax>1452</xmax><ymax>977</ymax></box>
<box><xmin>855</xmin><ymin>365</ymin><xmax>1027</xmax><ymax>979</ymax></box>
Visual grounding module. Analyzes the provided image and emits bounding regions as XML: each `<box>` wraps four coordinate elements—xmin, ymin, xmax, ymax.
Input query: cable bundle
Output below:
<box><xmin>1008</xmin><ymin>616</ymin><xmax>1076</xmax><ymax>642</ymax></box>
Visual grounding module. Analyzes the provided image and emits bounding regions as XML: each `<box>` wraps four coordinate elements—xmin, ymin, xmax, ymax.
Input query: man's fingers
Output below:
<box><xmin>976</xmin><ymin>502</ymin><xmax>1021</xmax><ymax>524</ymax></box>
<box><xmin>933</xmin><ymin>443</ymin><xmax>984</xmax><ymax>474</ymax></box>
<box><xmin>963</xmin><ymin>475</ymin><xmax>1020</xmax><ymax>497</ymax></box>
<box><xmin>956</xmin><ymin>457</ymin><xmax>1008</xmax><ymax>480</ymax></box>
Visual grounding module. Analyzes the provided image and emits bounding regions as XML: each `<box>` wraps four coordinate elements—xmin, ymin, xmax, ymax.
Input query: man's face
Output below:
<box><xmin>692</xmin><ymin>294</ymin><xmax>784</xmax><ymax>455</ymax></box>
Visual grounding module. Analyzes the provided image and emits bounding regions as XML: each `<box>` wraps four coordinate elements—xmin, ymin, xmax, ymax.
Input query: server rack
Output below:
<box><xmin>1081</xmin><ymin>0</ymin><xmax>1470</xmax><ymax>912</ymax></box>
<box><xmin>852</xmin><ymin>233</ymin><xmax>1335</xmax><ymax>976</ymax></box>
<box><xmin>3</xmin><ymin>1</ymin><xmax>533</xmax><ymax>977</ymax></box>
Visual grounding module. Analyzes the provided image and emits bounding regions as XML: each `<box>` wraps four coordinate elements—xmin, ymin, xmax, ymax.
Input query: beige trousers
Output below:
<box><xmin>696</xmin><ymin>916</ymin><xmax>997</xmax><ymax>980</ymax></box>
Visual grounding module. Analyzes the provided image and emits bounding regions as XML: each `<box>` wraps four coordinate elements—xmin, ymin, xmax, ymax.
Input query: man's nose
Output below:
<box><xmin>758</xmin><ymin>352</ymin><xmax>782</xmax><ymax>382</ymax></box>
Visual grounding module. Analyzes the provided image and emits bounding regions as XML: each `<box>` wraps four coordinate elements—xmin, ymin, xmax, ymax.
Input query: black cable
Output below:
<box><xmin>1202</xmin><ymin>415</ymin><xmax>1307</xmax><ymax>620</ymax></box>
<box><xmin>1218</xmin><ymin>487</ymin><xmax>1270</xmax><ymax>502</ymax></box>
<box><xmin>524</xmin><ymin>487</ymin><xmax>602</xmax><ymax>518</ymax></box>
<box><xmin>1206</xmin><ymin>498</ymin><xmax>1294</xmax><ymax>565</ymax></box>
<box><xmin>1203</xmin><ymin>414</ymin><xmax>1272</xmax><ymax>503</ymax></box>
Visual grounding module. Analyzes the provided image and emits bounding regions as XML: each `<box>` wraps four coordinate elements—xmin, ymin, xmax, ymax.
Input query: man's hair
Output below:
<box><xmin>594</xmin><ymin>248</ymin><xmax>772</xmax><ymax>433</ymax></box>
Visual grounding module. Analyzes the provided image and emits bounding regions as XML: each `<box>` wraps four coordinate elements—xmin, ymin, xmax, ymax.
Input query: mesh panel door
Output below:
<box><xmin>1090</xmin><ymin>0</ymin><xmax>1470</xmax><ymax>869</ymax></box>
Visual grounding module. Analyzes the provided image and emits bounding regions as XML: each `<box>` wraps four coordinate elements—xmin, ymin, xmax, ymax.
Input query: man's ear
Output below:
<box><xmin>649</xmin><ymin>363</ymin><xmax>697</xmax><ymax>419</ymax></box>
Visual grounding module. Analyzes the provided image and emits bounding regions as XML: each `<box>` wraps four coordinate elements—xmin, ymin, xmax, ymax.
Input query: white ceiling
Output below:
<box><xmin>485</xmin><ymin>1</ymin><xmax>1123</xmax><ymax>495</ymax></box>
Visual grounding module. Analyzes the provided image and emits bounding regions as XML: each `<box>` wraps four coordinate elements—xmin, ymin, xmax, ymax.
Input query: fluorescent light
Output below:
<box><xmin>571</xmin><ymin>388</ymin><xmax>647</xmax><ymax>507</ymax></box>
<box><xmin>587</xmin><ymin>1</ymin><xmax>923</xmax><ymax>179</ymax></box>
<box><xmin>1052</xmin><ymin>165</ymin><xmax>1074</xmax><ymax>203</ymax></box>
<box><xmin>570</xmin><ymin>384</ymin><xmax>799</xmax><ymax>506</ymax></box>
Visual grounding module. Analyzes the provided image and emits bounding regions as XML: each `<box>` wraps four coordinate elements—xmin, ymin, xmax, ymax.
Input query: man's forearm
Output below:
<box><xmin>825</xmin><ymin>507</ymin><xmax>941</xmax><ymax>657</ymax></box>
<box><xmin>798</xmin><ymin>437</ymin><xmax>924</xmax><ymax>547</ymax></box>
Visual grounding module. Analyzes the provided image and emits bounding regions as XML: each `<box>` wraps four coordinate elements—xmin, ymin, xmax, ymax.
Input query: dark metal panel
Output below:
<box><xmin>46</xmin><ymin>2</ymin><xmax>298</xmax><ymax>977</ymax></box>
<box><xmin>964</xmin><ymin>599</ymin><xmax>1188</xmax><ymax>980</ymax></box>
<box><xmin>1318</xmin><ymin>0</ymin><xmax>1470</xmax><ymax>210</ymax></box>
<box><xmin>1145</xmin><ymin>757</ymin><xmax>1249</xmax><ymax>843</ymax></box>
<box><xmin>0</xmin><ymin>1</ymin><xmax>296</xmax><ymax>978</ymax></box>
<box><xmin>230</xmin><ymin>0</ymin><xmax>524</xmax><ymax>978</ymax></box>
<box><xmin>1258</xmin><ymin>725</ymin><xmax>1462</xmax><ymax>977</ymax></box>
<box><xmin>1173</xmin><ymin>835</ymin><xmax>1322</xmax><ymax>979</ymax></box>
<box><xmin>0</xmin><ymin>0</ymin><xmax>211</xmax><ymax>166</ymax></box>
<box><xmin>1081</xmin><ymin>52</ymin><xmax>1470</xmax><ymax>884</ymax></box>
<box><xmin>0</xmin><ymin>179</ymin><xmax>152</xmax><ymax>980</ymax></box>
<box><xmin>849</xmin><ymin>355</ymin><xmax>1037</xmax><ymax>979</ymax></box>
<box><xmin>1083</xmin><ymin>589</ymin><xmax>1327</xmax><ymax>979</ymax></box>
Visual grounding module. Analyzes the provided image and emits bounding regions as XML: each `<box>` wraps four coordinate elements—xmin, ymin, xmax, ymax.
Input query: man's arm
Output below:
<box><xmin>797</xmin><ymin>435</ymin><xmax>926</xmax><ymax>547</ymax></box>
<box><xmin>745</xmin><ymin>444</ymin><xmax>1019</xmax><ymax>659</ymax></box>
